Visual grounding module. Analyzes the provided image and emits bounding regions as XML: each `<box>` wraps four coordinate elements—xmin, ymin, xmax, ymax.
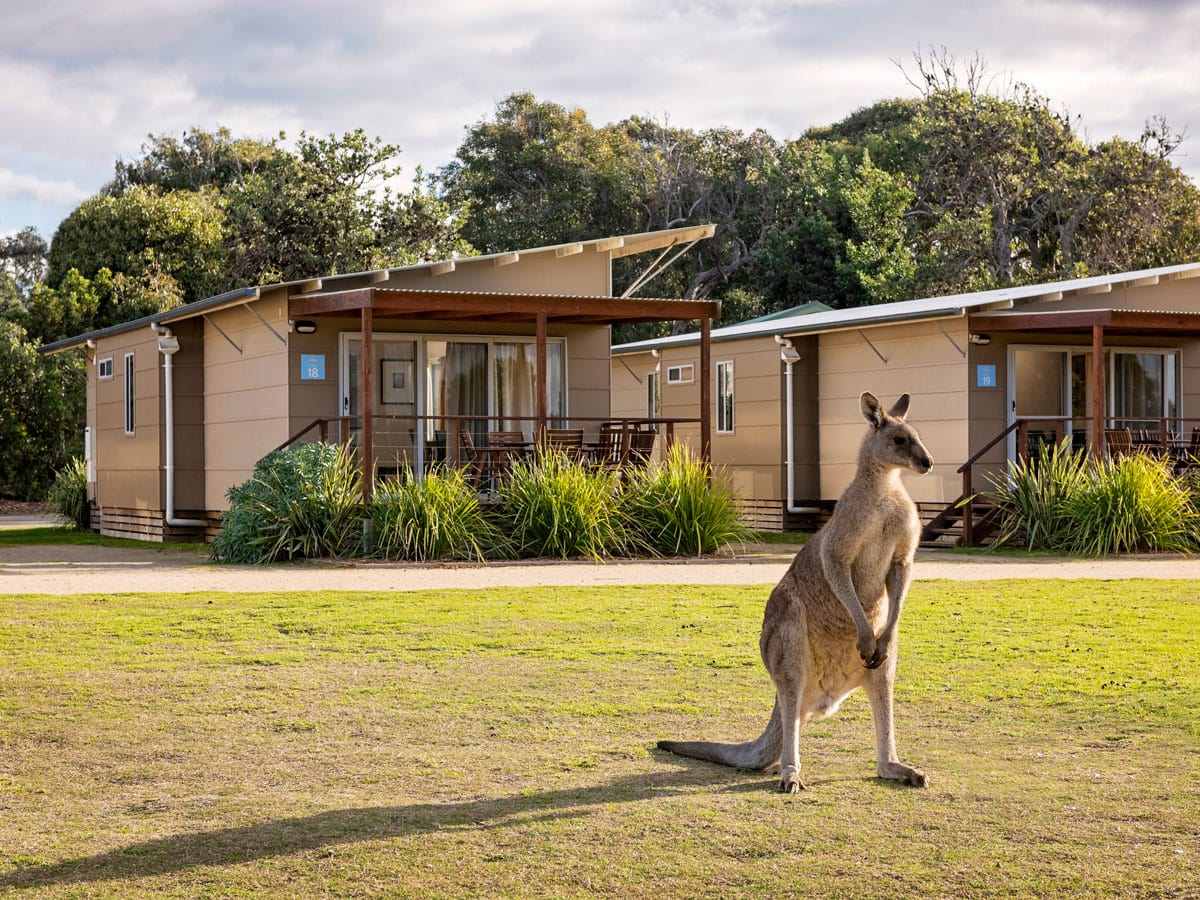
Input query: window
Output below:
<box><xmin>123</xmin><ymin>353</ymin><xmax>135</xmax><ymax>435</ymax></box>
<box><xmin>716</xmin><ymin>360</ymin><xmax>734</xmax><ymax>433</ymax></box>
<box><xmin>98</xmin><ymin>357</ymin><xmax>114</xmax><ymax>379</ymax></box>
<box><xmin>666</xmin><ymin>363</ymin><xmax>694</xmax><ymax>385</ymax></box>
<box><xmin>646</xmin><ymin>370</ymin><xmax>660</xmax><ymax>418</ymax></box>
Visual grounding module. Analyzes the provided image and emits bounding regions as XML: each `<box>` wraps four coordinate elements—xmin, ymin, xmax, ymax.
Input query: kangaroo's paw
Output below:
<box><xmin>879</xmin><ymin>762</ymin><xmax>927</xmax><ymax>787</ymax></box>
<box><xmin>778</xmin><ymin>767</ymin><xmax>806</xmax><ymax>793</ymax></box>
<box><xmin>857</xmin><ymin>633</ymin><xmax>887</xmax><ymax>669</ymax></box>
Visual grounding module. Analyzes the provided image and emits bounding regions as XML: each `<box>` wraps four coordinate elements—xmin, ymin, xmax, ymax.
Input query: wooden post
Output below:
<box><xmin>361</xmin><ymin>306</ymin><xmax>374</xmax><ymax>501</ymax></box>
<box><xmin>1092</xmin><ymin>323</ymin><xmax>1105</xmax><ymax>459</ymax></box>
<box><xmin>535</xmin><ymin>313</ymin><xmax>548</xmax><ymax>439</ymax></box>
<box><xmin>699</xmin><ymin>317</ymin><xmax>712</xmax><ymax>464</ymax></box>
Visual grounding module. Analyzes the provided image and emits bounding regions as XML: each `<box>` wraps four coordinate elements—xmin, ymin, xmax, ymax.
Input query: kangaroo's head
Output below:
<box><xmin>859</xmin><ymin>392</ymin><xmax>934</xmax><ymax>475</ymax></box>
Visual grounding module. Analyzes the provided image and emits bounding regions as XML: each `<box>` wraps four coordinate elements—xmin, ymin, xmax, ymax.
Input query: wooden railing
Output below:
<box><xmin>268</xmin><ymin>414</ymin><xmax>701</xmax><ymax>496</ymax></box>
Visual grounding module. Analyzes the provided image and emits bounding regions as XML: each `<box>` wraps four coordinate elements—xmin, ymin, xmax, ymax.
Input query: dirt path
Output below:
<box><xmin>2</xmin><ymin>541</ymin><xmax>1199</xmax><ymax>595</ymax></box>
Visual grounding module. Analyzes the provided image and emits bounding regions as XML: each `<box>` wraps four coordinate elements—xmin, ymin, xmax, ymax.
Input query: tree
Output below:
<box><xmin>0</xmin><ymin>320</ymin><xmax>85</xmax><ymax>500</ymax></box>
<box><xmin>440</xmin><ymin>93</ymin><xmax>641</xmax><ymax>253</ymax></box>
<box><xmin>47</xmin><ymin>185</ymin><xmax>228</xmax><ymax>302</ymax></box>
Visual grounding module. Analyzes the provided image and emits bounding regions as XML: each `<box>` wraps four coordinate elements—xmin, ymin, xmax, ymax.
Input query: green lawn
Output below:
<box><xmin>0</xmin><ymin>581</ymin><xmax>1195</xmax><ymax>898</ymax></box>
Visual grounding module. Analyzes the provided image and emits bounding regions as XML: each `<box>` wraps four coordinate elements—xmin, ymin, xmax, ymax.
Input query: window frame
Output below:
<box><xmin>97</xmin><ymin>357</ymin><xmax>114</xmax><ymax>380</ymax></box>
<box><xmin>123</xmin><ymin>352</ymin><xmax>135</xmax><ymax>435</ymax></box>
<box><xmin>716</xmin><ymin>359</ymin><xmax>734</xmax><ymax>434</ymax></box>
<box><xmin>666</xmin><ymin>363</ymin><xmax>694</xmax><ymax>385</ymax></box>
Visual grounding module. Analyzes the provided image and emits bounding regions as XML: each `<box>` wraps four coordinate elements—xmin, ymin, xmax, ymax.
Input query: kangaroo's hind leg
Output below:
<box><xmin>862</xmin><ymin>641</ymin><xmax>927</xmax><ymax>787</ymax></box>
<box><xmin>761</xmin><ymin>617</ymin><xmax>809</xmax><ymax>793</ymax></box>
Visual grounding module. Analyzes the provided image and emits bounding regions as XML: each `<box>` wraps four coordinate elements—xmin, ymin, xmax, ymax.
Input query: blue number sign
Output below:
<box><xmin>976</xmin><ymin>364</ymin><xmax>996</xmax><ymax>388</ymax></box>
<box><xmin>300</xmin><ymin>354</ymin><xmax>326</xmax><ymax>381</ymax></box>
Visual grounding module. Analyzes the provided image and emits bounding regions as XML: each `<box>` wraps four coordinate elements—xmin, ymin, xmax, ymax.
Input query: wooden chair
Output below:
<box><xmin>544</xmin><ymin>427</ymin><xmax>584</xmax><ymax>457</ymax></box>
<box><xmin>624</xmin><ymin>429</ymin><xmax>657</xmax><ymax>468</ymax></box>
<box><xmin>590</xmin><ymin>423</ymin><xmax>630</xmax><ymax>467</ymax></box>
<box><xmin>458</xmin><ymin>427</ymin><xmax>486</xmax><ymax>488</ymax></box>
<box><xmin>1104</xmin><ymin>428</ymin><xmax>1134</xmax><ymax>459</ymax></box>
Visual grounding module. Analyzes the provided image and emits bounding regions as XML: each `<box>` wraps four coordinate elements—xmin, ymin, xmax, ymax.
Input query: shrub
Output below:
<box><xmin>211</xmin><ymin>442</ymin><xmax>363</xmax><ymax>564</ymax></box>
<box><xmin>623</xmin><ymin>443</ymin><xmax>750</xmax><ymax>556</ymax></box>
<box><xmin>370</xmin><ymin>465</ymin><xmax>502</xmax><ymax>561</ymax></box>
<box><xmin>986</xmin><ymin>439</ymin><xmax>1090</xmax><ymax>551</ymax></box>
<box><xmin>494</xmin><ymin>448</ymin><xmax>635</xmax><ymax>559</ymax></box>
<box><xmin>47</xmin><ymin>456</ymin><xmax>89</xmax><ymax>530</ymax></box>
<box><xmin>1064</xmin><ymin>453</ymin><xmax>1199</xmax><ymax>555</ymax></box>
<box><xmin>987</xmin><ymin>441</ymin><xmax>1199</xmax><ymax>555</ymax></box>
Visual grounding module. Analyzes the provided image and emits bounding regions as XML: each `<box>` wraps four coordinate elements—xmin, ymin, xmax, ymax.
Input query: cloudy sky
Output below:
<box><xmin>3</xmin><ymin>0</ymin><xmax>1198</xmax><ymax>240</ymax></box>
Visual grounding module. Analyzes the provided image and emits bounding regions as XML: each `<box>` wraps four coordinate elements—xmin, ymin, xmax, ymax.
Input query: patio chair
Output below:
<box><xmin>590</xmin><ymin>423</ymin><xmax>630</xmax><ymax>468</ymax></box>
<box><xmin>1104</xmin><ymin>428</ymin><xmax>1134</xmax><ymax>459</ymax></box>
<box><xmin>624</xmin><ymin>429</ymin><xmax>657</xmax><ymax>468</ymax></box>
<box><xmin>544</xmin><ymin>427</ymin><xmax>584</xmax><ymax>457</ymax></box>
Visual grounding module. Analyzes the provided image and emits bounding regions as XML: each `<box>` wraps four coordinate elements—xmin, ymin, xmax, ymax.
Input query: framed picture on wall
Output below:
<box><xmin>380</xmin><ymin>357</ymin><xmax>415</xmax><ymax>405</ymax></box>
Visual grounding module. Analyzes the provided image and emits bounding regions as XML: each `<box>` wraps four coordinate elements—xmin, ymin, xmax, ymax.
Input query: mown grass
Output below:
<box><xmin>0</xmin><ymin>581</ymin><xmax>1196</xmax><ymax>898</ymax></box>
<box><xmin>0</xmin><ymin>525</ymin><xmax>206</xmax><ymax>552</ymax></box>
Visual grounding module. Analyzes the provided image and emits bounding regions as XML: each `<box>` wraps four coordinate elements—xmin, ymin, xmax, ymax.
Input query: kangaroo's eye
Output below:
<box><xmin>892</xmin><ymin>436</ymin><xmax>907</xmax><ymax>446</ymax></box>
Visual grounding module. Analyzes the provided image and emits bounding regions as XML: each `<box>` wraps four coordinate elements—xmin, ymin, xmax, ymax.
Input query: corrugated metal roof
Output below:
<box><xmin>612</xmin><ymin>260</ymin><xmax>1200</xmax><ymax>354</ymax></box>
<box><xmin>40</xmin><ymin>224</ymin><xmax>716</xmax><ymax>354</ymax></box>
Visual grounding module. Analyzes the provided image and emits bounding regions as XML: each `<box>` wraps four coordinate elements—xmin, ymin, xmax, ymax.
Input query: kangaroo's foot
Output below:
<box><xmin>778</xmin><ymin>766</ymin><xmax>806</xmax><ymax>793</ymax></box>
<box><xmin>878</xmin><ymin>761</ymin><xmax>927</xmax><ymax>787</ymax></box>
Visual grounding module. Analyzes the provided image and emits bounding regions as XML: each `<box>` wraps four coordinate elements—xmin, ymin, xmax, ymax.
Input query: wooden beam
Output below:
<box><xmin>1092</xmin><ymin>323</ymin><xmax>1104</xmax><ymax>460</ymax></box>
<box><xmin>366</xmin><ymin>270</ymin><xmax>390</xmax><ymax>284</ymax></box>
<box><xmin>299</xmin><ymin>278</ymin><xmax>323</xmax><ymax>293</ymax></box>
<box><xmin>492</xmin><ymin>252</ymin><xmax>520</xmax><ymax>267</ymax></box>
<box><xmin>290</xmin><ymin>289</ymin><xmax>375</xmax><ymax>316</ymax></box>
<box><xmin>1167</xmin><ymin>268</ymin><xmax>1200</xmax><ymax>280</ymax></box>
<box><xmin>700</xmin><ymin>317</ymin><xmax>712</xmax><ymax>465</ymax></box>
<box><xmin>1128</xmin><ymin>275</ymin><xmax>1160</xmax><ymax>287</ymax></box>
<box><xmin>430</xmin><ymin>261</ymin><xmax>455</xmax><ymax>276</ymax></box>
<box><xmin>1077</xmin><ymin>283</ymin><xmax>1113</xmax><ymax>295</ymax></box>
<box><xmin>361</xmin><ymin>307</ymin><xmax>374</xmax><ymax>502</ymax></box>
<box><xmin>555</xmin><ymin>243</ymin><xmax>583</xmax><ymax>257</ymax></box>
<box><xmin>536</xmin><ymin>314</ymin><xmax>548</xmax><ymax>435</ymax></box>
<box><xmin>593</xmin><ymin>237</ymin><xmax>625</xmax><ymax>252</ymax></box>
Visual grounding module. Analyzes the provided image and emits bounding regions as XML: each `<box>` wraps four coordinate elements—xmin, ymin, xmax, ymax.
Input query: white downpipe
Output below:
<box><xmin>155</xmin><ymin>328</ymin><xmax>207</xmax><ymax>529</ymax></box>
<box><xmin>778</xmin><ymin>337</ymin><xmax>821</xmax><ymax>515</ymax></box>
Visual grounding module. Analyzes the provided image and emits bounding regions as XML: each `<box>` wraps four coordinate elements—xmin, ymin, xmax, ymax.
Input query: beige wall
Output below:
<box><xmin>92</xmin><ymin>329</ymin><xmax>163</xmax><ymax>512</ymax></box>
<box><xmin>383</xmin><ymin>249</ymin><xmax>611</xmax><ymax>295</ymax></box>
<box><xmin>818</xmin><ymin>319</ymin><xmax>969</xmax><ymax>503</ymax></box>
<box><xmin>204</xmin><ymin>290</ymin><xmax>292</xmax><ymax>509</ymax></box>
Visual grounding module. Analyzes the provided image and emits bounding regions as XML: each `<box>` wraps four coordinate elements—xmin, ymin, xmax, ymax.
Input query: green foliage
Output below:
<box><xmin>623</xmin><ymin>443</ymin><xmax>750</xmax><ymax>556</ymax></box>
<box><xmin>46</xmin><ymin>457</ymin><xmax>89</xmax><ymax>529</ymax></box>
<box><xmin>211</xmin><ymin>442</ymin><xmax>364</xmax><ymax>564</ymax></box>
<box><xmin>1065</xmin><ymin>454</ymin><xmax>1199</xmax><ymax>555</ymax></box>
<box><xmin>0</xmin><ymin>320</ymin><xmax>85</xmax><ymax>500</ymax></box>
<box><xmin>986</xmin><ymin>439</ymin><xmax>1092</xmax><ymax>550</ymax></box>
<box><xmin>493</xmin><ymin>448</ymin><xmax>636</xmax><ymax>560</ymax></box>
<box><xmin>47</xmin><ymin>185</ymin><xmax>228</xmax><ymax>303</ymax></box>
<box><xmin>987</xmin><ymin>441</ymin><xmax>1199</xmax><ymax>554</ymax></box>
<box><xmin>370</xmin><ymin>466</ymin><xmax>501</xmax><ymax>561</ymax></box>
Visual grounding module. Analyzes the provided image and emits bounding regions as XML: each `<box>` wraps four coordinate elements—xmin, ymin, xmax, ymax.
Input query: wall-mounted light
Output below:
<box><xmin>293</xmin><ymin>320</ymin><xmax>318</xmax><ymax>335</ymax></box>
<box><xmin>968</xmin><ymin>333</ymin><xmax>991</xmax><ymax>346</ymax></box>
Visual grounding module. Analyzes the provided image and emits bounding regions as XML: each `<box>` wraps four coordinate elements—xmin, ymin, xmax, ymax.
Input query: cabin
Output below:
<box><xmin>41</xmin><ymin>226</ymin><xmax>720</xmax><ymax>541</ymax></box>
<box><xmin>611</xmin><ymin>262</ymin><xmax>1200</xmax><ymax>542</ymax></box>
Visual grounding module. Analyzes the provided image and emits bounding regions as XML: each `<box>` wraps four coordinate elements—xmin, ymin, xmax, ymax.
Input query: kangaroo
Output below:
<box><xmin>659</xmin><ymin>392</ymin><xmax>933</xmax><ymax>792</ymax></box>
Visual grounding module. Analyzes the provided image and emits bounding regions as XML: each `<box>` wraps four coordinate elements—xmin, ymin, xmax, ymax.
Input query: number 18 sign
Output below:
<box><xmin>300</xmin><ymin>354</ymin><xmax>326</xmax><ymax>381</ymax></box>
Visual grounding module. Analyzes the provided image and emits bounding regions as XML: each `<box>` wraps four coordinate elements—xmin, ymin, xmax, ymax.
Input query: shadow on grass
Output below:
<box><xmin>2</xmin><ymin>757</ymin><xmax>800</xmax><ymax>889</ymax></box>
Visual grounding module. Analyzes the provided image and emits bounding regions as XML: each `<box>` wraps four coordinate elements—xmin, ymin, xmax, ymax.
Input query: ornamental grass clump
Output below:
<box><xmin>987</xmin><ymin>440</ymin><xmax>1199</xmax><ymax>555</ymax></box>
<box><xmin>212</xmin><ymin>442</ymin><xmax>363</xmax><ymax>564</ymax></box>
<box><xmin>494</xmin><ymin>448</ymin><xmax>634</xmax><ymax>559</ymax></box>
<box><xmin>47</xmin><ymin>456</ymin><xmax>89</xmax><ymax>530</ymax></box>
<box><xmin>623</xmin><ymin>442</ymin><xmax>750</xmax><ymax>556</ymax></box>
<box><xmin>1064</xmin><ymin>452</ymin><xmax>1199</xmax><ymax>555</ymax></box>
<box><xmin>370</xmin><ymin>465</ymin><xmax>501</xmax><ymax>561</ymax></box>
<box><xmin>986</xmin><ymin>438</ymin><xmax>1090</xmax><ymax>551</ymax></box>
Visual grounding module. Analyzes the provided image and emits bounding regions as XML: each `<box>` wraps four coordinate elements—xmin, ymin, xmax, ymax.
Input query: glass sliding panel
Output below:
<box><xmin>1112</xmin><ymin>351</ymin><xmax>1179</xmax><ymax>439</ymax></box>
<box><xmin>493</xmin><ymin>341</ymin><xmax>565</xmax><ymax>437</ymax></box>
<box><xmin>375</xmin><ymin>339</ymin><xmax>417</xmax><ymax>473</ymax></box>
<box><xmin>716</xmin><ymin>360</ymin><xmax>734</xmax><ymax>433</ymax></box>
<box><xmin>427</xmin><ymin>340</ymin><xmax>488</xmax><ymax>445</ymax></box>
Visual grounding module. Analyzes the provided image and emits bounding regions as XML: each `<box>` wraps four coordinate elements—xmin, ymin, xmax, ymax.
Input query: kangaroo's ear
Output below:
<box><xmin>860</xmin><ymin>392</ymin><xmax>886</xmax><ymax>429</ymax></box>
<box><xmin>889</xmin><ymin>393</ymin><xmax>911</xmax><ymax>421</ymax></box>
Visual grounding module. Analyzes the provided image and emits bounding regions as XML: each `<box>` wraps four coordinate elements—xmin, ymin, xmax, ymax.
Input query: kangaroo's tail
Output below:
<box><xmin>656</xmin><ymin>700</ymin><xmax>782</xmax><ymax>771</ymax></box>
